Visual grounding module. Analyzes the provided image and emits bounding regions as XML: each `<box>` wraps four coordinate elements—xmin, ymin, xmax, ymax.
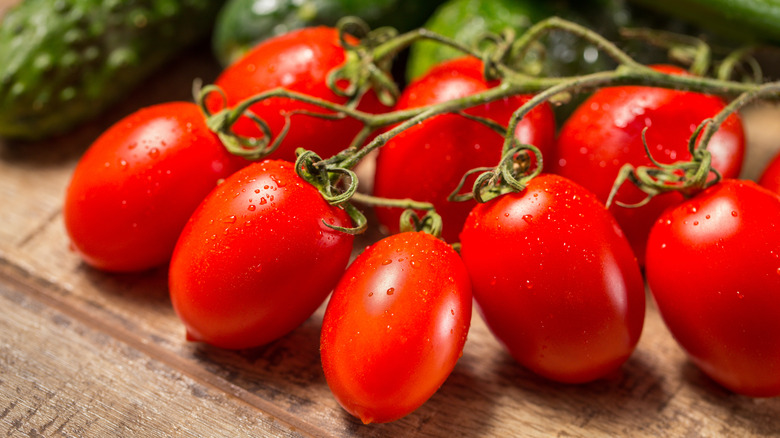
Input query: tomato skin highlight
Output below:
<box><xmin>553</xmin><ymin>65</ymin><xmax>745</xmax><ymax>265</ymax></box>
<box><xmin>459</xmin><ymin>174</ymin><xmax>645</xmax><ymax>383</ymax></box>
<box><xmin>63</xmin><ymin>102</ymin><xmax>248</xmax><ymax>272</ymax></box>
<box><xmin>210</xmin><ymin>26</ymin><xmax>386</xmax><ymax>162</ymax></box>
<box><xmin>645</xmin><ymin>179</ymin><xmax>780</xmax><ymax>397</ymax></box>
<box><xmin>320</xmin><ymin>231</ymin><xmax>472</xmax><ymax>424</ymax></box>
<box><xmin>169</xmin><ymin>160</ymin><xmax>354</xmax><ymax>350</ymax></box>
<box><xmin>373</xmin><ymin>57</ymin><xmax>556</xmax><ymax>242</ymax></box>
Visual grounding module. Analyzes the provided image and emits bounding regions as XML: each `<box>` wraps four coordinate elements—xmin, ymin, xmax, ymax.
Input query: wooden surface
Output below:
<box><xmin>3</xmin><ymin>3</ymin><xmax>780</xmax><ymax>437</ymax></box>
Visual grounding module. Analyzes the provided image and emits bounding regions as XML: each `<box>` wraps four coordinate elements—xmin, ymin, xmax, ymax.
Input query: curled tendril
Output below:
<box><xmin>449</xmin><ymin>143</ymin><xmax>544</xmax><ymax>204</ymax></box>
<box><xmin>327</xmin><ymin>17</ymin><xmax>400</xmax><ymax>107</ymax></box>
<box><xmin>606</xmin><ymin>123</ymin><xmax>719</xmax><ymax>208</ymax></box>
<box><xmin>620</xmin><ymin>27</ymin><xmax>711</xmax><ymax>76</ymax></box>
<box><xmin>399</xmin><ymin>209</ymin><xmax>444</xmax><ymax>238</ymax></box>
<box><xmin>476</xmin><ymin>28</ymin><xmax>517</xmax><ymax>81</ymax></box>
<box><xmin>717</xmin><ymin>46</ymin><xmax>763</xmax><ymax>83</ymax></box>
<box><xmin>294</xmin><ymin>149</ymin><xmax>366</xmax><ymax>235</ymax></box>
<box><xmin>196</xmin><ymin>83</ymin><xmax>282</xmax><ymax>160</ymax></box>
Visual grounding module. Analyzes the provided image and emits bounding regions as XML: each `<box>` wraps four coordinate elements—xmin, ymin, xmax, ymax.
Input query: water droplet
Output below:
<box><xmin>223</xmin><ymin>215</ymin><xmax>236</xmax><ymax>223</ymax></box>
<box><xmin>731</xmin><ymin>211</ymin><xmax>739</xmax><ymax>217</ymax></box>
<box><xmin>381</xmin><ymin>259</ymin><xmax>392</xmax><ymax>265</ymax></box>
<box><xmin>522</xmin><ymin>214</ymin><xmax>533</xmax><ymax>224</ymax></box>
<box><xmin>525</xmin><ymin>280</ymin><xmax>534</xmax><ymax>289</ymax></box>
<box><xmin>248</xmin><ymin>205</ymin><xmax>256</xmax><ymax>211</ymax></box>
<box><xmin>693</xmin><ymin>221</ymin><xmax>699</xmax><ymax>226</ymax></box>
<box><xmin>254</xmin><ymin>189</ymin><xmax>261</xmax><ymax>194</ymax></box>
<box><xmin>386</xmin><ymin>288</ymin><xmax>395</xmax><ymax>295</ymax></box>
<box><xmin>368</xmin><ymin>292</ymin><xmax>374</xmax><ymax>297</ymax></box>
<box><xmin>148</xmin><ymin>148</ymin><xmax>160</xmax><ymax>158</ymax></box>
<box><xmin>737</xmin><ymin>291</ymin><xmax>744</xmax><ymax>299</ymax></box>
<box><xmin>118</xmin><ymin>159</ymin><xmax>128</xmax><ymax>170</ymax></box>
<box><xmin>260</xmin><ymin>198</ymin><xmax>267</xmax><ymax>205</ymax></box>
<box><xmin>450</xmin><ymin>309</ymin><xmax>455</xmax><ymax>316</ymax></box>
<box><xmin>705</xmin><ymin>214</ymin><xmax>711</xmax><ymax>220</ymax></box>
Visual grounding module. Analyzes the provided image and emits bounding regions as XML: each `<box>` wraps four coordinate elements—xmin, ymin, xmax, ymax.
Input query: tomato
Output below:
<box><xmin>553</xmin><ymin>65</ymin><xmax>745</xmax><ymax>265</ymax></box>
<box><xmin>372</xmin><ymin>56</ymin><xmax>556</xmax><ymax>242</ymax></box>
<box><xmin>759</xmin><ymin>150</ymin><xmax>780</xmax><ymax>195</ymax></box>
<box><xmin>63</xmin><ymin>102</ymin><xmax>248</xmax><ymax>272</ymax></box>
<box><xmin>208</xmin><ymin>26</ymin><xmax>386</xmax><ymax>162</ymax></box>
<box><xmin>169</xmin><ymin>160</ymin><xmax>354</xmax><ymax>350</ymax></box>
<box><xmin>320</xmin><ymin>231</ymin><xmax>471</xmax><ymax>424</ymax></box>
<box><xmin>459</xmin><ymin>174</ymin><xmax>645</xmax><ymax>383</ymax></box>
<box><xmin>645</xmin><ymin>179</ymin><xmax>780</xmax><ymax>397</ymax></box>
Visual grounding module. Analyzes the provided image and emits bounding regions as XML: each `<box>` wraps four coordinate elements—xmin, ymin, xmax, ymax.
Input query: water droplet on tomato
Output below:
<box><xmin>254</xmin><ymin>189</ymin><xmax>261</xmax><ymax>194</ymax></box>
<box><xmin>260</xmin><ymin>198</ymin><xmax>267</xmax><ymax>205</ymax></box>
<box><xmin>386</xmin><ymin>288</ymin><xmax>395</xmax><ymax>295</ymax></box>
<box><xmin>223</xmin><ymin>215</ymin><xmax>236</xmax><ymax>223</ymax></box>
<box><xmin>368</xmin><ymin>292</ymin><xmax>374</xmax><ymax>297</ymax></box>
<box><xmin>248</xmin><ymin>205</ymin><xmax>256</xmax><ymax>211</ymax></box>
<box><xmin>731</xmin><ymin>211</ymin><xmax>739</xmax><ymax>217</ymax></box>
<box><xmin>525</xmin><ymin>280</ymin><xmax>534</xmax><ymax>289</ymax></box>
<box><xmin>705</xmin><ymin>214</ymin><xmax>711</xmax><ymax>220</ymax></box>
<box><xmin>148</xmin><ymin>148</ymin><xmax>160</xmax><ymax>158</ymax></box>
<box><xmin>522</xmin><ymin>214</ymin><xmax>533</xmax><ymax>224</ymax></box>
<box><xmin>737</xmin><ymin>291</ymin><xmax>744</xmax><ymax>299</ymax></box>
<box><xmin>693</xmin><ymin>221</ymin><xmax>699</xmax><ymax>226</ymax></box>
<box><xmin>381</xmin><ymin>259</ymin><xmax>392</xmax><ymax>265</ymax></box>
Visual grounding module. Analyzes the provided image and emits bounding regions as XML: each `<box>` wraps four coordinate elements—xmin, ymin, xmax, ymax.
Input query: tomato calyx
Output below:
<box><xmin>607</xmin><ymin>122</ymin><xmax>719</xmax><ymax>208</ymax></box>
<box><xmin>450</xmin><ymin>142</ymin><xmax>544</xmax><ymax>204</ymax></box>
<box><xmin>295</xmin><ymin>148</ymin><xmax>367</xmax><ymax>235</ymax></box>
<box><xmin>399</xmin><ymin>209</ymin><xmax>444</xmax><ymax>239</ymax></box>
<box><xmin>327</xmin><ymin>17</ymin><xmax>401</xmax><ymax>108</ymax></box>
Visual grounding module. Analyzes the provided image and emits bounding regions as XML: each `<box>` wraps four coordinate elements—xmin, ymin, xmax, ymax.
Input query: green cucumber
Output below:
<box><xmin>212</xmin><ymin>0</ymin><xmax>446</xmax><ymax>67</ymax></box>
<box><xmin>406</xmin><ymin>0</ymin><xmax>552</xmax><ymax>81</ymax></box>
<box><xmin>0</xmin><ymin>0</ymin><xmax>224</xmax><ymax>140</ymax></box>
<box><xmin>628</xmin><ymin>0</ymin><xmax>780</xmax><ymax>43</ymax></box>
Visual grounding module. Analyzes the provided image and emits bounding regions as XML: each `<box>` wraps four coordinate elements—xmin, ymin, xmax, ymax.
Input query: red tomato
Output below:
<box><xmin>759</xmin><ymin>150</ymin><xmax>780</xmax><ymax>195</ymax></box>
<box><xmin>209</xmin><ymin>26</ymin><xmax>386</xmax><ymax>162</ymax></box>
<box><xmin>553</xmin><ymin>65</ymin><xmax>745</xmax><ymax>265</ymax></box>
<box><xmin>169</xmin><ymin>160</ymin><xmax>354</xmax><ymax>350</ymax></box>
<box><xmin>320</xmin><ymin>231</ymin><xmax>472</xmax><ymax>424</ymax></box>
<box><xmin>645</xmin><ymin>179</ymin><xmax>780</xmax><ymax>397</ymax></box>
<box><xmin>459</xmin><ymin>174</ymin><xmax>646</xmax><ymax>383</ymax></box>
<box><xmin>372</xmin><ymin>57</ymin><xmax>556</xmax><ymax>242</ymax></box>
<box><xmin>63</xmin><ymin>102</ymin><xmax>248</xmax><ymax>272</ymax></box>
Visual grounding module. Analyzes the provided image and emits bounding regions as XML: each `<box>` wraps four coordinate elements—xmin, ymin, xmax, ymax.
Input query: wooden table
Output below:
<box><xmin>2</xmin><ymin>4</ymin><xmax>780</xmax><ymax>437</ymax></box>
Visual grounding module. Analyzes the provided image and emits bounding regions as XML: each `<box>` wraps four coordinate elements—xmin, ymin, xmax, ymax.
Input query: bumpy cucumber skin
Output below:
<box><xmin>212</xmin><ymin>0</ymin><xmax>445</xmax><ymax>67</ymax></box>
<box><xmin>0</xmin><ymin>0</ymin><xmax>224</xmax><ymax>140</ymax></box>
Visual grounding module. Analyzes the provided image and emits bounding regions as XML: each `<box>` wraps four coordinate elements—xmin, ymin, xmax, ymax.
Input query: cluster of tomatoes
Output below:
<box><xmin>63</xmin><ymin>26</ymin><xmax>780</xmax><ymax>424</ymax></box>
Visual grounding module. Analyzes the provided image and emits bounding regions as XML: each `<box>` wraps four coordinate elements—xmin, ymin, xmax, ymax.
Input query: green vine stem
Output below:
<box><xmin>204</xmin><ymin>16</ymin><xmax>780</xmax><ymax>226</ymax></box>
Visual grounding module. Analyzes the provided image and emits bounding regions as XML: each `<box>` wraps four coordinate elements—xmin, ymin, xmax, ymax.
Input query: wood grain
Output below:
<box><xmin>2</xmin><ymin>0</ymin><xmax>780</xmax><ymax>435</ymax></box>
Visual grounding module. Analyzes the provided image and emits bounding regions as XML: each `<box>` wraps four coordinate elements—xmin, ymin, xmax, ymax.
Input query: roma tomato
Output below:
<box><xmin>459</xmin><ymin>174</ymin><xmax>646</xmax><ymax>383</ymax></box>
<box><xmin>321</xmin><ymin>231</ymin><xmax>472</xmax><ymax>424</ymax></box>
<box><xmin>645</xmin><ymin>180</ymin><xmax>780</xmax><ymax>397</ymax></box>
<box><xmin>63</xmin><ymin>102</ymin><xmax>248</xmax><ymax>272</ymax></box>
<box><xmin>209</xmin><ymin>26</ymin><xmax>386</xmax><ymax>162</ymax></box>
<box><xmin>553</xmin><ymin>65</ymin><xmax>745</xmax><ymax>265</ymax></box>
<box><xmin>169</xmin><ymin>160</ymin><xmax>354</xmax><ymax>350</ymax></box>
<box><xmin>373</xmin><ymin>57</ymin><xmax>556</xmax><ymax>242</ymax></box>
<box><xmin>759</xmin><ymin>150</ymin><xmax>780</xmax><ymax>195</ymax></box>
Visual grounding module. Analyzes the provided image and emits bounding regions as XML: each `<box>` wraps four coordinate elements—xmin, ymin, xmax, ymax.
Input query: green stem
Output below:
<box><xmin>350</xmin><ymin>191</ymin><xmax>435</xmax><ymax>211</ymax></box>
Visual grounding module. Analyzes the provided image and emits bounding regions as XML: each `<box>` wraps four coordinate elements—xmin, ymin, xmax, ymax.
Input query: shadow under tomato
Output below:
<box><xmin>679</xmin><ymin>361</ymin><xmax>780</xmax><ymax>435</ymax></box>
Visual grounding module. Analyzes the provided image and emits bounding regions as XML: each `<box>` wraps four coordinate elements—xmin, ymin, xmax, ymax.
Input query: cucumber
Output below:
<box><xmin>0</xmin><ymin>0</ymin><xmax>224</xmax><ymax>140</ymax></box>
<box><xmin>405</xmin><ymin>0</ymin><xmax>703</xmax><ymax>81</ymax></box>
<box><xmin>212</xmin><ymin>0</ymin><xmax>446</xmax><ymax>67</ymax></box>
<box><xmin>406</xmin><ymin>0</ymin><xmax>552</xmax><ymax>81</ymax></box>
<box><xmin>628</xmin><ymin>0</ymin><xmax>780</xmax><ymax>43</ymax></box>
